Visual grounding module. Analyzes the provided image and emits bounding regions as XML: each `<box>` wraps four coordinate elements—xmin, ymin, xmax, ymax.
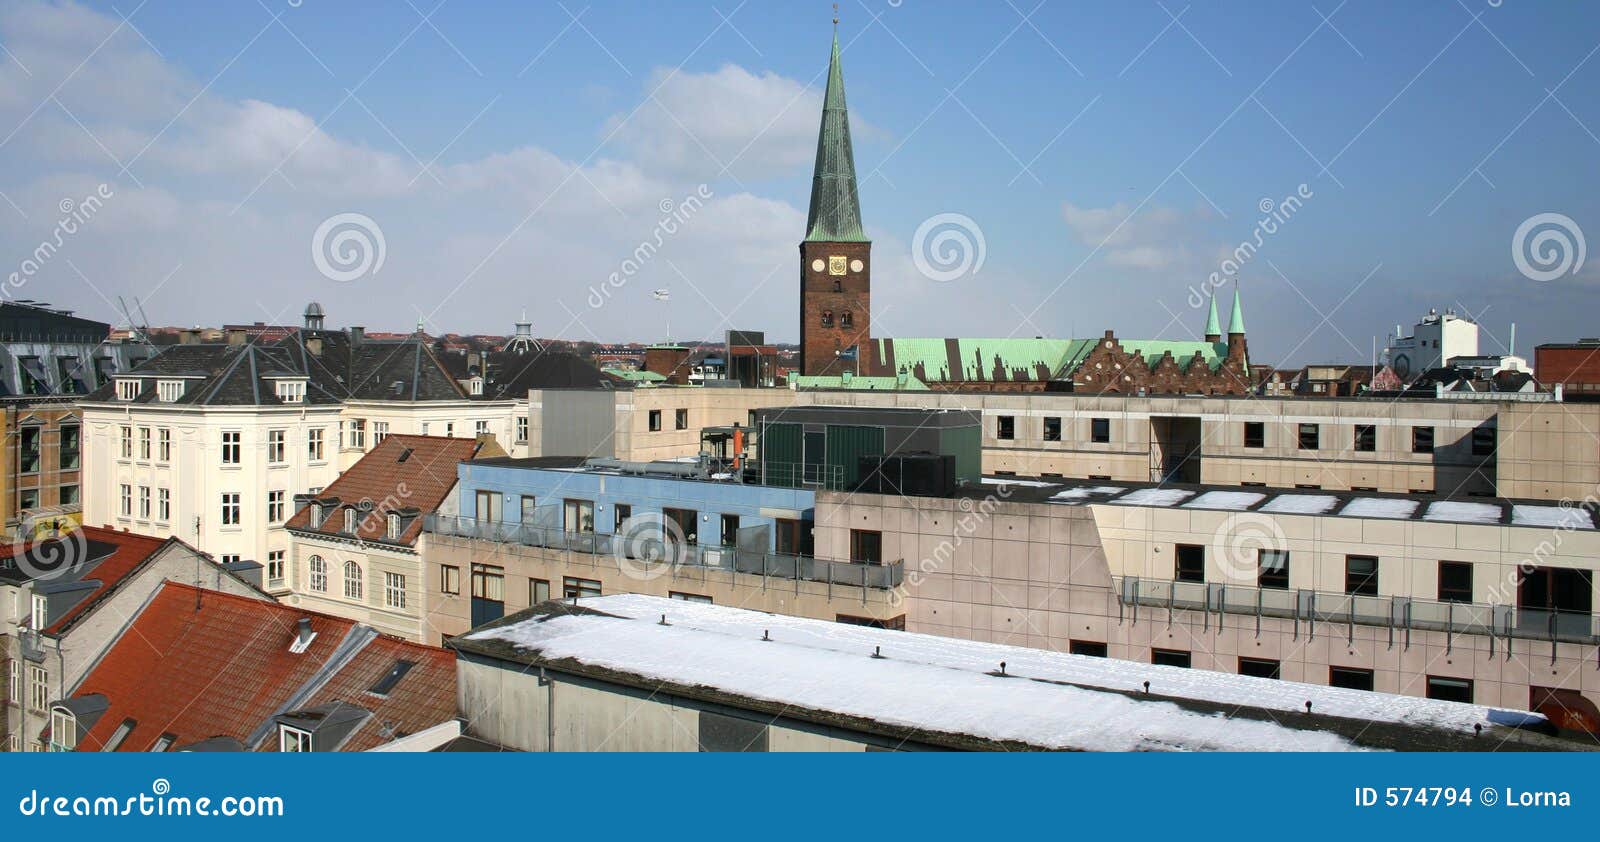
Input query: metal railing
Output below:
<box><xmin>1114</xmin><ymin>576</ymin><xmax>1600</xmax><ymax>646</ymax></box>
<box><xmin>425</xmin><ymin>514</ymin><xmax>903</xmax><ymax>591</ymax></box>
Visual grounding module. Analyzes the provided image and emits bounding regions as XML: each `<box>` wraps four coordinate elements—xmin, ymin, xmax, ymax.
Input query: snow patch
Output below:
<box><xmin>1423</xmin><ymin>501</ymin><xmax>1503</xmax><ymax>525</ymax></box>
<box><xmin>1339</xmin><ymin>498</ymin><xmax>1418</xmax><ymax>519</ymax></box>
<box><xmin>1184</xmin><ymin>491</ymin><xmax>1265</xmax><ymax>511</ymax></box>
<box><xmin>1112</xmin><ymin>488</ymin><xmax>1194</xmax><ymax>507</ymax></box>
<box><xmin>1511</xmin><ymin>505</ymin><xmax>1594</xmax><ymax>530</ymax></box>
<box><xmin>1260</xmin><ymin>495</ymin><xmax>1340</xmax><ymax>515</ymax></box>
<box><xmin>1050</xmin><ymin>486</ymin><xmax>1124</xmax><ymax>502</ymax></box>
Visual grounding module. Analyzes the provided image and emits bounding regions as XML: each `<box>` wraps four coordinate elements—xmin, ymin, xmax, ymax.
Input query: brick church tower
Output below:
<box><xmin>799</xmin><ymin>30</ymin><xmax>873</xmax><ymax>377</ymax></box>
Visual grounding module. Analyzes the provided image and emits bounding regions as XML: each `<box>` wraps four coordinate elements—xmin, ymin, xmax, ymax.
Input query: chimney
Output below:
<box><xmin>226</xmin><ymin>327</ymin><xmax>247</xmax><ymax>345</ymax></box>
<box><xmin>179</xmin><ymin>328</ymin><xmax>199</xmax><ymax>345</ymax></box>
<box><xmin>290</xmin><ymin>617</ymin><xmax>317</xmax><ymax>653</ymax></box>
<box><xmin>306</xmin><ymin>336</ymin><xmax>323</xmax><ymax>357</ymax></box>
<box><xmin>350</xmin><ymin>326</ymin><xmax>365</xmax><ymax>347</ymax></box>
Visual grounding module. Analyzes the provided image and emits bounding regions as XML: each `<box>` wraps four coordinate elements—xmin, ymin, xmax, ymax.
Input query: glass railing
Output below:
<box><xmin>1115</xmin><ymin>576</ymin><xmax>1600</xmax><ymax>644</ymax></box>
<box><xmin>425</xmin><ymin>514</ymin><xmax>902</xmax><ymax>591</ymax></box>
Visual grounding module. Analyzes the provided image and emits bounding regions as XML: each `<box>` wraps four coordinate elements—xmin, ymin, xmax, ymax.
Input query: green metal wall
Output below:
<box><xmin>826</xmin><ymin>424</ymin><xmax>885</xmax><ymax>490</ymax></box>
<box><xmin>940</xmin><ymin>425</ymin><xmax>982</xmax><ymax>484</ymax></box>
<box><xmin>761</xmin><ymin>421</ymin><xmax>803</xmax><ymax>487</ymax></box>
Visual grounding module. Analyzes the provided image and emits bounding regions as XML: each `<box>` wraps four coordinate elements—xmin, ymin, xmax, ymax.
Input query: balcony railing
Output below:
<box><xmin>425</xmin><ymin>514</ymin><xmax>903</xmax><ymax>592</ymax></box>
<box><xmin>1114</xmin><ymin>576</ymin><xmax>1600</xmax><ymax>646</ymax></box>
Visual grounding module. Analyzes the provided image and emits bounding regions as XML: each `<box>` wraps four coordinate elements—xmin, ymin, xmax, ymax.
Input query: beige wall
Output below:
<box><xmin>284</xmin><ymin>534</ymin><xmax>428</xmax><ymax>642</ymax></box>
<box><xmin>425</xmin><ymin>532</ymin><xmax>899</xmax><ymax>646</ymax></box>
<box><xmin>813</xmin><ymin>489</ymin><xmax>1600</xmax><ymax>711</ymax></box>
<box><xmin>526</xmin><ymin>386</ymin><xmax>799</xmax><ymax>463</ymax></box>
<box><xmin>1496</xmin><ymin>402</ymin><xmax>1600</xmax><ymax>501</ymax></box>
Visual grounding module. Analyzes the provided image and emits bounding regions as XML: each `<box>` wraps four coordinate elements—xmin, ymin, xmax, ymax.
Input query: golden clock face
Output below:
<box><xmin>827</xmin><ymin>255</ymin><xmax>847</xmax><ymax>276</ymax></box>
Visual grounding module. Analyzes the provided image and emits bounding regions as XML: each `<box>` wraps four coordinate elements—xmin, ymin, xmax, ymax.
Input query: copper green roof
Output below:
<box><xmin>790</xmin><ymin>373</ymin><xmax>929</xmax><ymax>391</ymax></box>
<box><xmin>877</xmin><ymin>336</ymin><xmax>1236</xmax><ymax>383</ymax></box>
<box><xmin>603</xmin><ymin>368</ymin><xmax>666</xmax><ymax>383</ymax></box>
<box><xmin>1205</xmin><ymin>295</ymin><xmax>1221</xmax><ymax>336</ymax></box>
<box><xmin>804</xmin><ymin>33</ymin><xmax>867</xmax><ymax>243</ymax></box>
<box><xmin>1229</xmin><ymin>288</ymin><xmax>1246</xmax><ymax>334</ymax></box>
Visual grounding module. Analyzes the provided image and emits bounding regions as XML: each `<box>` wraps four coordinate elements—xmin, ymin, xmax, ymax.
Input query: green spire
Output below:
<box><xmin>1204</xmin><ymin>294</ymin><xmax>1221</xmax><ymax>337</ymax></box>
<box><xmin>1229</xmin><ymin>286</ymin><xmax>1246</xmax><ymax>334</ymax></box>
<box><xmin>804</xmin><ymin>31</ymin><xmax>867</xmax><ymax>243</ymax></box>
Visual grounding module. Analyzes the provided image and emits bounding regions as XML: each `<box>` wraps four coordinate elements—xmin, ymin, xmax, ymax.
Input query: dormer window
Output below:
<box><xmin>309</xmin><ymin>504</ymin><xmax>323</xmax><ymax>528</ymax></box>
<box><xmin>279</xmin><ymin>725</ymin><xmax>312</xmax><ymax>752</ymax></box>
<box><xmin>343</xmin><ymin>508</ymin><xmax>358</xmax><ymax>534</ymax></box>
<box><xmin>386</xmin><ymin>513</ymin><xmax>401</xmax><ymax>540</ymax></box>
<box><xmin>276</xmin><ymin>379</ymin><xmax>306</xmax><ymax>403</ymax></box>
<box><xmin>115</xmin><ymin>378</ymin><xmax>140</xmax><ymax>401</ymax></box>
<box><xmin>467</xmin><ymin>377</ymin><xmax>484</xmax><ymax>396</ymax></box>
<box><xmin>156</xmin><ymin>380</ymin><xmax>185</xmax><ymax>402</ymax></box>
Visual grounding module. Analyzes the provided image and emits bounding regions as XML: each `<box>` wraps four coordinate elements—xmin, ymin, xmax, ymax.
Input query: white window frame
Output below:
<box><xmin>157</xmin><ymin>488</ymin><xmax>170</xmax><ymax>523</ymax></box>
<box><xmin>29</xmin><ymin>665</ymin><xmax>48</xmax><ymax>712</ymax></box>
<box><xmin>267</xmin><ymin>490</ymin><xmax>285</xmax><ymax>523</ymax></box>
<box><xmin>267</xmin><ymin>429</ymin><xmax>286</xmax><ymax>464</ymax></box>
<box><xmin>138</xmin><ymin>426</ymin><xmax>152</xmax><ymax>460</ymax></box>
<box><xmin>475</xmin><ymin>420</ymin><xmax>490</xmax><ymax>437</ymax></box>
<box><xmin>308</xmin><ymin>428</ymin><xmax>325</xmax><ymax>461</ymax></box>
<box><xmin>220</xmin><ymin>492</ymin><xmax>241</xmax><ymax>527</ymax></box>
<box><xmin>267</xmin><ymin>551</ymin><xmax>285</xmax><ymax>587</ymax></box>
<box><xmin>343</xmin><ymin>508</ymin><xmax>357</xmax><ymax>534</ymax></box>
<box><xmin>386</xmin><ymin>513</ymin><xmax>401</xmax><ymax>540</ymax></box>
<box><xmin>158</xmin><ymin>427</ymin><xmax>172</xmax><ymax>462</ymax></box>
<box><xmin>308</xmin><ymin>556</ymin><xmax>327</xmax><ymax>592</ymax></box>
<box><xmin>373</xmin><ymin>421</ymin><xmax>389</xmax><ymax>445</ymax></box>
<box><xmin>7</xmin><ymin>659</ymin><xmax>18</xmax><ymax>703</ymax></box>
<box><xmin>343</xmin><ymin>561</ymin><xmax>363</xmax><ymax>601</ymax></box>
<box><xmin>516</xmin><ymin>416</ymin><xmax>529</xmax><ymax>442</ymax></box>
<box><xmin>119</xmin><ymin>425</ymin><xmax>132</xmax><ymax>459</ymax></box>
<box><xmin>137</xmin><ymin>486</ymin><xmax>151</xmax><ymax>520</ymax></box>
<box><xmin>115</xmin><ymin>379</ymin><xmax>140</xmax><ymax>401</ymax></box>
<box><xmin>275</xmin><ymin>379</ymin><xmax>306</xmax><ymax>404</ymax></box>
<box><xmin>384</xmin><ymin>572</ymin><xmax>406</xmax><ymax>609</ymax></box>
<box><xmin>119</xmin><ymin>484</ymin><xmax>132</xmax><ymax>517</ymax></box>
<box><xmin>279</xmin><ymin>725</ymin><xmax>312</xmax><ymax>752</ymax></box>
<box><xmin>156</xmin><ymin>379</ymin><xmax>184</xmax><ymax>403</ymax></box>
<box><xmin>221</xmin><ymin>430</ymin><xmax>241</xmax><ymax>466</ymax></box>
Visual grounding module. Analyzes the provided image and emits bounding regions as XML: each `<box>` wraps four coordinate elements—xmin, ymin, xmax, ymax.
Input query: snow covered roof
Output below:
<box><xmin>1042</xmin><ymin>480</ymin><xmax>1596</xmax><ymax>531</ymax></box>
<box><xmin>456</xmin><ymin>594</ymin><xmax>1564</xmax><ymax>752</ymax></box>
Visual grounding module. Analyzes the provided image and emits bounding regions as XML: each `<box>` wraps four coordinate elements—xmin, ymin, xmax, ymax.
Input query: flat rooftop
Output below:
<box><xmin>455</xmin><ymin>594</ymin><xmax>1574</xmax><ymax>752</ymax></box>
<box><xmin>965</xmin><ymin>476</ymin><xmax>1598</xmax><ymax>531</ymax></box>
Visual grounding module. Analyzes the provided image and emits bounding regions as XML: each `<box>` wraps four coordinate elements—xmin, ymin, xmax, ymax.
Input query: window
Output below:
<box><xmin>30</xmin><ymin>665</ymin><xmax>48</xmax><ymax>711</ymax></box>
<box><xmin>18</xmin><ymin>427</ymin><xmax>40</xmax><ymax>473</ymax></box>
<box><xmin>1297</xmin><ymin>423</ymin><xmax>1319</xmax><ymax>450</ymax></box>
<box><xmin>1238</xmin><ymin>658</ymin><xmax>1281</xmax><ymax>679</ymax></box>
<box><xmin>220</xmin><ymin>554</ymin><xmax>240</xmax><ymax>566</ymax></box>
<box><xmin>563</xmin><ymin>576</ymin><xmax>602</xmax><ymax>599</ymax></box>
<box><xmin>1151</xmin><ymin>648</ymin><xmax>1191</xmax><ymax>668</ymax></box>
<box><xmin>157</xmin><ymin>488</ymin><xmax>170</xmax><ymax>522</ymax></box>
<box><xmin>720</xmin><ymin>514</ymin><xmax>740</xmax><ymax>547</ymax></box>
<box><xmin>279</xmin><ymin>726</ymin><xmax>312</xmax><ymax>752</ymax></box>
<box><xmin>276</xmin><ymin>380</ymin><xmax>305</xmax><ymax>403</ymax></box>
<box><xmin>156</xmin><ymin>379</ymin><xmax>184</xmax><ymax>402</ymax></box>
<box><xmin>119</xmin><ymin>484</ymin><xmax>132</xmax><ymax>517</ymax></box>
<box><xmin>308</xmin><ymin>428</ymin><xmax>325</xmax><ymax>461</ymax></box>
<box><xmin>138</xmin><ymin>486</ymin><xmax>151</xmax><ymax>520</ymax></box>
<box><xmin>157</xmin><ymin>427</ymin><xmax>171</xmax><ymax>462</ymax></box>
<box><xmin>1175</xmin><ymin>544</ymin><xmax>1204</xmax><ymax>583</ymax></box>
<box><xmin>1412</xmin><ymin>426</ymin><xmax>1434</xmax><ymax>454</ymax></box>
<box><xmin>1351</xmin><ymin>424</ymin><xmax>1376</xmax><ymax>453</ymax></box>
<box><xmin>386</xmin><ymin>513</ymin><xmax>401</xmax><ymax>540</ymax></box>
<box><xmin>135</xmin><ymin>426</ymin><xmax>150</xmax><ymax>460</ymax></box>
<box><xmin>384</xmin><ymin>572</ymin><xmax>406</xmax><ymax>609</ymax></box>
<box><xmin>1091</xmin><ymin>418</ymin><xmax>1110</xmax><ymax>443</ymax></box>
<box><xmin>267</xmin><ymin>551</ymin><xmax>285</xmax><ymax>587</ymax></box>
<box><xmin>119</xmin><ymin>425</ymin><xmax>132</xmax><ymax>458</ymax></box>
<box><xmin>1243</xmin><ymin>421</ymin><xmax>1264</xmax><ymax>448</ymax></box>
<box><xmin>563</xmin><ymin>499</ymin><xmax>595</xmax><ymax>533</ymax></box>
<box><xmin>670</xmin><ymin>591</ymin><xmax>712</xmax><ymax>604</ymax></box>
<box><xmin>475</xmin><ymin>490</ymin><xmax>502</xmax><ymax>522</ymax></box>
<box><xmin>850</xmin><ymin>529</ymin><xmax>882</xmax><ymax>564</ymax></box>
<box><xmin>996</xmin><ymin>415</ymin><xmax>1015</xmax><ymax>440</ymax></box>
<box><xmin>347</xmin><ymin>419</ymin><xmax>366</xmax><ymax>449</ymax></box>
<box><xmin>1345</xmin><ymin>555</ymin><xmax>1379</xmax><ymax>596</ymax></box>
<box><xmin>1069</xmin><ymin>640</ymin><xmax>1108</xmax><ymax>657</ymax></box>
<box><xmin>1258</xmin><ymin>549</ymin><xmax>1290</xmax><ymax>589</ymax></box>
<box><xmin>1472</xmin><ymin>426</ymin><xmax>1496</xmax><ymax>457</ymax></box>
<box><xmin>101</xmin><ymin>717</ymin><xmax>136</xmax><ymax>751</ymax></box>
<box><xmin>373</xmin><ymin>421</ymin><xmax>390</xmax><ymax>445</ymax></box>
<box><xmin>1043</xmin><ymin>416</ymin><xmax>1062</xmax><ymax>442</ymax></box>
<box><xmin>343</xmin><ymin>508</ymin><xmax>358</xmax><ymax>534</ymax></box>
<box><xmin>648</xmin><ymin>410</ymin><xmax>662</xmax><ymax>432</ymax></box>
<box><xmin>18</xmin><ymin>489</ymin><xmax>37</xmax><ymax>511</ymax></box>
<box><xmin>308</xmin><ymin>556</ymin><xmax>327</xmax><ymax>592</ymax></box>
<box><xmin>220</xmin><ymin>493</ymin><xmax>241</xmax><ymax>527</ymax></box>
<box><xmin>516</xmin><ymin>417</ymin><xmax>529</xmax><ymax>442</ymax></box>
<box><xmin>1426</xmin><ymin>676</ymin><xmax>1474</xmax><ymax>704</ymax></box>
<box><xmin>343</xmin><ymin>561</ymin><xmax>363</xmax><ymax>600</ymax></box>
<box><xmin>1329</xmin><ymin>666</ymin><xmax>1375</xmax><ymax>691</ymax></box>
<box><xmin>59</xmin><ymin>424</ymin><xmax>80</xmax><ymax>469</ymax></box>
<box><xmin>820</xmin><ymin>310</ymin><xmax>833</xmax><ymax>327</ymax></box>
<box><xmin>697</xmin><ymin>710</ymin><xmax>768</xmax><ymax>752</ymax></box>
<box><xmin>31</xmin><ymin>594</ymin><xmax>48</xmax><ymax>629</ymax></box>
<box><xmin>836</xmin><ymin>614</ymin><xmax>906</xmax><ymax>630</ymax></box>
<box><xmin>519</xmin><ymin>495</ymin><xmax>538</xmax><ymax>524</ymax></box>
<box><xmin>528</xmin><ymin>577</ymin><xmax>550</xmax><ymax>605</ymax></box>
<box><xmin>60</xmin><ymin>485</ymin><xmax>79</xmax><ymax>506</ymax></box>
<box><xmin>268</xmin><ymin>429</ymin><xmax>286</xmax><ymax>463</ymax></box>
<box><xmin>440</xmin><ymin>565</ymin><xmax>461</xmax><ymax>595</ymax></box>
<box><xmin>150</xmin><ymin>734</ymin><xmax>176</xmax><ymax>752</ymax></box>
<box><xmin>116</xmin><ymin>378</ymin><xmax>140</xmax><ymax>400</ymax></box>
<box><xmin>220</xmin><ymin>430</ymin><xmax>241</xmax><ymax>465</ymax></box>
<box><xmin>840</xmin><ymin>311</ymin><xmax>853</xmax><ymax>328</ymax></box>
<box><xmin>7</xmin><ymin>660</ymin><xmax>17</xmax><ymax>703</ymax></box>
<box><xmin>444</xmin><ymin>422</ymin><xmax>454</xmax><ymax>438</ymax></box>
<box><xmin>675</xmin><ymin>408</ymin><xmax>688</xmax><ymax>430</ymax></box>
<box><xmin>1438</xmin><ymin>561</ymin><xmax>1472</xmax><ymax>603</ymax></box>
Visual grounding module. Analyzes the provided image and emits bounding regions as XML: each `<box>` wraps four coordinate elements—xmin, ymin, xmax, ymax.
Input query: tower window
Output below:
<box><xmin>840</xmin><ymin>311</ymin><xmax>853</xmax><ymax>328</ymax></box>
<box><xmin>832</xmin><ymin>279</ymin><xmax>842</xmax><ymax>292</ymax></box>
<box><xmin>821</xmin><ymin>311</ymin><xmax>834</xmax><ymax>327</ymax></box>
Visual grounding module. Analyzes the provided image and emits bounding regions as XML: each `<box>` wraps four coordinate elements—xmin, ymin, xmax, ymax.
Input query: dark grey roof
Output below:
<box><xmin>82</xmin><ymin>329</ymin><xmax>467</xmax><ymax>406</ymax></box>
<box><xmin>438</xmin><ymin>349</ymin><xmax>621</xmax><ymax>399</ymax></box>
<box><xmin>274</xmin><ymin>700</ymin><xmax>372</xmax><ymax>751</ymax></box>
<box><xmin>0</xmin><ymin>302</ymin><xmax>109</xmax><ymax>343</ymax></box>
<box><xmin>175</xmin><ymin>736</ymin><xmax>246</xmax><ymax>752</ymax></box>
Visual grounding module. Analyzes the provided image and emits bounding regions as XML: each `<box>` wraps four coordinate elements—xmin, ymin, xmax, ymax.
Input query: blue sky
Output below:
<box><xmin>1</xmin><ymin>0</ymin><xmax>1597</xmax><ymax>364</ymax></box>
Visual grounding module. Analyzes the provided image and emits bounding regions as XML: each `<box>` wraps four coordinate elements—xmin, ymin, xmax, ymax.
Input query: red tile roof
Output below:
<box><xmin>0</xmin><ymin>525</ymin><xmax>171</xmax><ymax>634</ymax></box>
<box><xmin>71</xmin><ymin>582</ymin><xmax>455</xmax><ymax>752</ymax></box>
<box><xmin>284</xmin><ymin>434</ymin><xmax>481</xmax><ymax>547</ymax></box>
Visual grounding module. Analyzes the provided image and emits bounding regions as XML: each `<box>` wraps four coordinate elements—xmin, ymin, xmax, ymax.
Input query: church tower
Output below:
<box><xmin>799</xmin><ymin>28</ymin><xmax>873</xmax><ymax>377</ymax></box>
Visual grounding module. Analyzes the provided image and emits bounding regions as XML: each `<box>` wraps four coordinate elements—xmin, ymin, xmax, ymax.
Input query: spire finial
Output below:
<box><xmin>833</xmin><ymin>3</ymin><xmax>839</xmax><ymax>26</ymax></box>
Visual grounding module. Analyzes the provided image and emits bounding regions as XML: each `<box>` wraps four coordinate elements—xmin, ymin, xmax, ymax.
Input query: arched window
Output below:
<box><xmin>308</xmin><ymin>556</ymin><xmax>327</xmax><ymax>593</ymax></box>
<box><xmin>821</xmin><ymin>310</ymin><xmax>834</xmax><ymax>327</ymax></box>
<box><xmin>841</xmin><ymin>311</ymin><xmax>853</xmax><ymax>328</ymax></box>
<box><xmin>343</xmin><ymin>561</ymin><xmax>363</xmax><ymax>600</ymax></box>
<box><xmin>343</xmin><ymin>508</ymin><xmax>357</xmax><ymax>534</ymax></box>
